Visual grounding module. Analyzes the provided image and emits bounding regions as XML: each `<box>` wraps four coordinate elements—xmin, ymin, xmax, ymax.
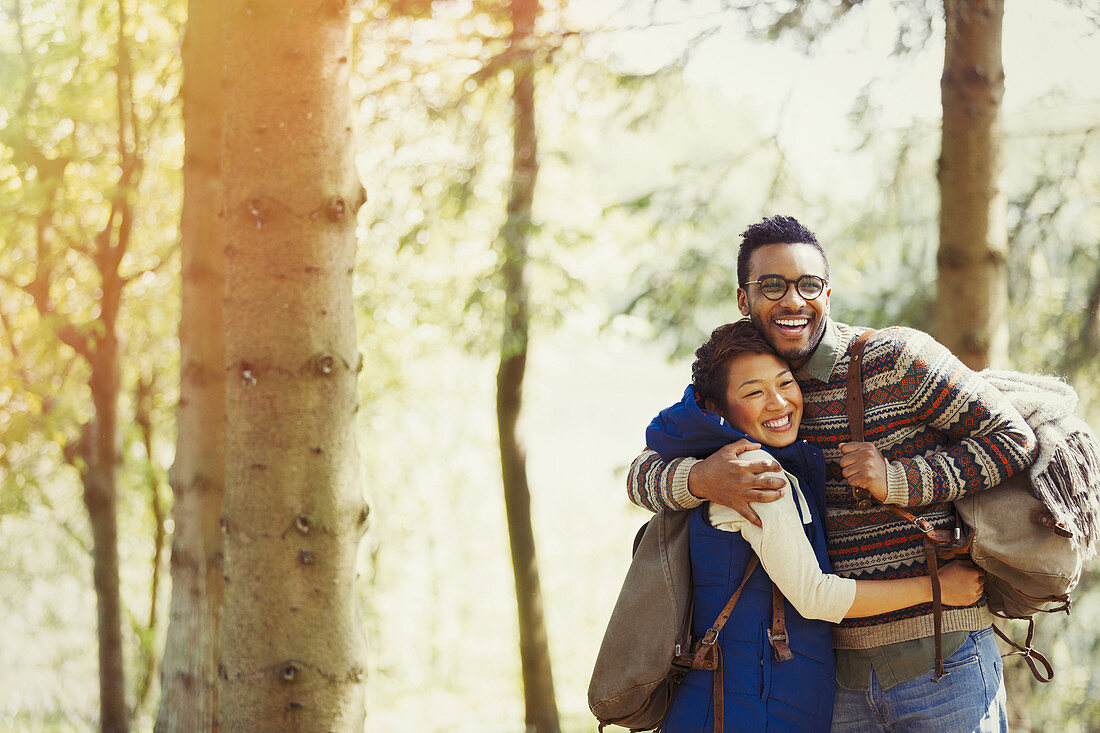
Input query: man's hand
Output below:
<box><xmin>839</xmin><ymin>441</ymin><xmax>888</xmax><ymax>502</ymax></box>
<box><xmin>687</xmin><ymin>439</ymin><xmax>785</xmax><ymax>527</ymax></box>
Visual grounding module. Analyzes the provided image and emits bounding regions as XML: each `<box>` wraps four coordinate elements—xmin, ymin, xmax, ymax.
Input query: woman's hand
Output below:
<box><xmin>938</xmin><ymin>560</ymin><xmax>985</xmax><ymax>607</ymax></box>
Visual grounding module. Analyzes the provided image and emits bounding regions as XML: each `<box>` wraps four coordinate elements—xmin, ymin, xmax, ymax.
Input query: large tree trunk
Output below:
<box><xmin>936</xmin><ymin>0</ymin><xmax>1007</xmax><ymax>369</ymax></box>
<box><xmin>938</xmin><ymin>0</ymin><xmax>1028</xmax><ymax>722</ymax></box>
<box><xmin>496</xmin><ymin>2</ymin><xmax>561</xmax><ymax>731</ymax></box>
<box><xmin>156</xmin><ymin>0</ymin><xmax>226</xmax><ymax>729</ymax></box>
<box><xmin>219</xmin><ymin>1</ymin><xmax>368</xmax><ymax>728</ymax></box>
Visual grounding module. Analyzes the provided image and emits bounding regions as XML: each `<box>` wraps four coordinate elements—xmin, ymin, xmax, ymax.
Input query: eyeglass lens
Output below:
<box><xmin>758</xmin><ymin>275</ymin><xmax>825</xmax><ymax>300</ymax></box>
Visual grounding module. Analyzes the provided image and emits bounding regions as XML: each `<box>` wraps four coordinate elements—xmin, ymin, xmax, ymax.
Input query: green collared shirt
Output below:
<box><xmin>835</xmin><ymin>632</ymin><xmax>969</xmax><ymax>690</ymax></box>
<box><xmin>796</xmin><ymin>317</ymin><xmax>846</xmax><ymax>384</ymax></box>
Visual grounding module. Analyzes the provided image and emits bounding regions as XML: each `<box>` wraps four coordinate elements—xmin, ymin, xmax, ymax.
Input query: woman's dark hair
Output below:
<box><xmin>736</xmin><ymin>215</ymin><xmax>829</xmax><ymax>287</ymax></box>
<box><xmin>692</xmin><ymin>319</ymin><xmax>777</xmax><ymax>410</ymax></box>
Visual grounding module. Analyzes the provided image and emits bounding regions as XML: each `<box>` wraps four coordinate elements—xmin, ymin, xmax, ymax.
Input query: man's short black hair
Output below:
<box><xmin>736</xmin><ymin>215</ymin><xmax>830</xmax><ymax>286</ymax></box>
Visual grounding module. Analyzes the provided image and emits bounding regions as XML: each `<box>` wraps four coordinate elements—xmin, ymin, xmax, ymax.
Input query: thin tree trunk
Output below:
<box><xmin>497</xmin><ymin>2</ymin><xmax>561</xmax><ymax>731</ymax></box>
<box><xmin>219</xmin><ymin>0</ymin><xmax>368</xmax><ymax>728</ymax></box>
<box><xmin>936</xmin><ymin>0</ymin><xmax>1007</xmax><ymax>369</ymax></box>
<box><xmin>6</xmin><ymin>0</ymin><xmax>139</xmax><ymax>729</ymax></box>
<box><xmin>133</xmin><ymin>378</ymin><xmax>167</xmax><ymax>721</ymax></box>
<box><xmin>157</xmin><ymin>0</ymin><xmax>225</xmax><ymax>728</ymax></box>
<box><xmin>89</xmin><ymin>1</ymin><xmax>137</xmax><ymax>723</ymax></box>
<box><xmin>86</xmin><ymin>341</ymin><xmax>128</xmax><ymax>733</ymax></box>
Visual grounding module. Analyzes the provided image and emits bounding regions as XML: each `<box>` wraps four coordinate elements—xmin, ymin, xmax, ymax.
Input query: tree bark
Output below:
<box><xmin>496</xmin><ymin>2</ymin><xmax>561</xmax><ymax>731</ymax></box>
<box><xmin>936</xmin><ymin>0</ymin><xmax>1007</xmax><ymax>369</ymax></box>
<box><xmin>219</xmin><ymin>0</ymin><xmax>368</xmax><ymax>729</ymax></box>
<box><xmin>156</xmin><ymin>0</ymin><xmax>226</xmax><ymax>729</ymax></box>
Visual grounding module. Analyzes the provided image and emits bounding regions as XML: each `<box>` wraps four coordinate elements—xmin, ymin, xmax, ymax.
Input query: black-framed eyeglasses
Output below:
<box><xmin>743</xmin><ymin>274</ymin><xmax>828</xmax><ymax>301</ymax></box>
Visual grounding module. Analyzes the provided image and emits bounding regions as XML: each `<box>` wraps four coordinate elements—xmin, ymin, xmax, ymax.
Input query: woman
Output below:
<box><xmin>649</xmin><ymin>320</ymin><xmax>983</xmax><ymax>732</ymax></box>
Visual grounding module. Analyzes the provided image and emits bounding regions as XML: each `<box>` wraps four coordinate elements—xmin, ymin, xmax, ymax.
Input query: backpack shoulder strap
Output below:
<box><xmin>693</xmin><ymin>555</ymin><xmax>759</xmax><ymax>661</ymax></box>
<box><xmin>846</xmin><ymin>329</ymin><xmax>877</xmax><ymax>442</ymax></box>
<box><xmin>843</xmin><ymin>327</ymin><xmax>964</xmax><ymax>681</ymax></box>
<box><xmin>688</xmin><ymin>555</ymin><xmax>759</xmax><ymax>733</ymax></box>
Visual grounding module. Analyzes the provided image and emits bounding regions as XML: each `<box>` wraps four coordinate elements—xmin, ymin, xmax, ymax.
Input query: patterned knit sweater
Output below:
<box><xmin>628</xmin><ymin>319</ymin><xmax>1039</xmax><ymax>649</ymax></box>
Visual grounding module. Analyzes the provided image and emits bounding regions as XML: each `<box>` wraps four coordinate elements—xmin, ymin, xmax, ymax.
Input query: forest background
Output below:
<box><xmin>2</xmin><ymin>0</ymin><xmax>1100</xmax><ymax>730</ymax></box>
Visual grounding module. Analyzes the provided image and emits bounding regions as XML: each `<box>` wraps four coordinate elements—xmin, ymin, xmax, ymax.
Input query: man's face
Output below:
<box><xmin>737</xmin><ymin>243</ymin><xmax>831</xmax><ymax>370</ymax></box>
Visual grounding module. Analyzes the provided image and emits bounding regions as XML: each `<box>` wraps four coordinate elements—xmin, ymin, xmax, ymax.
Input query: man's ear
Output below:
<box><xmin>736</xmin><ymin>288</ymin><xmax>750</xmax><ymax>316</ymax></box>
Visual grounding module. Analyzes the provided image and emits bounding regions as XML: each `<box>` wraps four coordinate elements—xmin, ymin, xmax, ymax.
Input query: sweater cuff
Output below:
<box><xmin>885</xmin><ymin>461</ymin><xmax>909</xmax><ymax>505</ymax></box>
<box><xmin>672</xmin><ymin>457</ymin><xmax>704</xmax><ymax>509</ymax></box>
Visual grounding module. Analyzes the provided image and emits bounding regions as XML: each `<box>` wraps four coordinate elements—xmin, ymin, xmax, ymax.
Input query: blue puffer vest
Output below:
<box><xmin>648</xmin><ymin>387</ymin><xmax>836</xmax><ymax>733</ymax></box>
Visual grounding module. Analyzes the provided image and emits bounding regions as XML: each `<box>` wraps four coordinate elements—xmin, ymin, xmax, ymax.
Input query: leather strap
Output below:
<box><xmin>992</xmin><ymin>618</ymin><xmax>1055</xmax><ymax>683</ymax></box>
<box><xmin>846</xmin><ymin>331</ymin><xmax>878</xmax><ymax>511</ymax></box>
<box><xmin>844</xmin><ymin>329</ymin><xmax>970</xmax><ymax>549</ymax></box>
<box><xmin>691</xmin><ymin>556</ymin><xmax>760</xmax><ymax>667</ymax></box>
<box><xmin>769</xmin><ymin>583</ymin><xmax>792</xmax><ymax>661</ymax></box>
<box><xmin>686</xmin><ymin>555</ymin><xmax>759</xmax><ymax>733</ymax></box>
<box><xmin>924</xmin><ymin>537</ymin><xmax>946</xmax><ymax>681</ymax></box>
<box><xmin>712</xmin><ymin>646</ymin><xmax>724</xmax><ymax>733</ymax></box>
<box><xmin>845</xmin><ymin>329</ymin><xmax>959</xmax><ymax>681</ymax></box>
<box><xmin>846</xmin><ymin>330</ymin><xmax>874</xmax><ymax>443</ymax></box>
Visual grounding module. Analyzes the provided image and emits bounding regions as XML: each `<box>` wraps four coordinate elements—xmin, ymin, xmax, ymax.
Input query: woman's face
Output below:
<box><xmin>710</xmin><ymin>351</ymin><xmax>803</xmax><ymax>447</ymax></box>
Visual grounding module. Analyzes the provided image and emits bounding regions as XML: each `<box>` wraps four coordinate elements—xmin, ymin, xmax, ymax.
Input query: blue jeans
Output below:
<box><xmin>831</xmin><ymin>627</ymin><xmax>1008</xmax><ymax>733</ymax></box>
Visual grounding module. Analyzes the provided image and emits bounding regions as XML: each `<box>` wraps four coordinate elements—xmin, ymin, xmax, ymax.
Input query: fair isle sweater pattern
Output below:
<box><xmin>628</xmin><ymin>320</ymin><xmax>1039</xmax><ymax>649</ymax></box>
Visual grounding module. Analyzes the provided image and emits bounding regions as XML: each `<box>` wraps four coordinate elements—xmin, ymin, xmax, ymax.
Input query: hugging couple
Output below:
<box><xmin>631</xmin><ymin>216</ymin><xmax>1037</xmax><ymax>732</ymax></box>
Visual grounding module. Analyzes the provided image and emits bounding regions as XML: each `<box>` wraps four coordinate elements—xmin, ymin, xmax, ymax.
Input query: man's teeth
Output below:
<box><xmin>775</xmin><ymin>318</ymin><xmax>808</xmax><ymax>328</ymax></box>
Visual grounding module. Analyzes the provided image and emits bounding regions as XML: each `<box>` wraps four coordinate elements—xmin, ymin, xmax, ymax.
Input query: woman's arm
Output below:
<box><xmin>716</xmin><ymin>453</ymin><xmax>983</xmax><ymax>621</ymax></box>
<box><xmin>712</xmin><ymin>453</ymin><xmax>855</xmax><ymax>623</ymax></box>
<box><xmin>846</xmin><ymin>561</ymin><xmax>984</xmax><ymax>618</ymax></box>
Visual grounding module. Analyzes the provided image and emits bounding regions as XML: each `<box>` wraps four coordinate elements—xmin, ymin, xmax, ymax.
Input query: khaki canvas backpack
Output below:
<box><xmin>587</xmin><ymin>510</ymin><xmax>693</xmax><ymax>731</ymax></box>
<box><xmin>588</xmin><ymin>508</ymin><xmax>761</xmax><ymax>733</ymax></box>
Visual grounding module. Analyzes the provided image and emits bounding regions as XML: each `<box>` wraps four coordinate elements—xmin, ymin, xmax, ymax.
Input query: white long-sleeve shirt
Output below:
<box><xmin>708</xmin><ymin>449</ymin><xmax>856</xmax><ymax>623</ymax></box>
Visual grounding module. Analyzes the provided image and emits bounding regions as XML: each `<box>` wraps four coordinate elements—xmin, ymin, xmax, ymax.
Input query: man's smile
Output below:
<box><xmin>773</xmin><ymin>314</ymin><xmax>811</xmax><ymax>336</ymax></box>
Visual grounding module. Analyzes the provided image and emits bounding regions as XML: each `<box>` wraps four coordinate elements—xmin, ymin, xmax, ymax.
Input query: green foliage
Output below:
<box><xmin>0</xmin><ymin>0</ymin><xmax>182</xmax><ymax>724</ymax></box>
<box><xmin>352</xmin><ymin>0</ymin><xmax>635</xmax><ymax>391</ymax></box>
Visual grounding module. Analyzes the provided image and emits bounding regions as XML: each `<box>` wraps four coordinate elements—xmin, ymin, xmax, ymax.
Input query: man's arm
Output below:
<box><xmin>876</xmin><ymin>329</ymin><xmax>1038</xmax><ymax>507</ymax></box>
<box><xmin>626</xmin><ymin>450</ymin><xmax>701</xmax><ymax>512</ymax></box>
<box><xmin>626</xmin><ymin>439</ymin><xmax>786</xmax><ymax>526</ymax></box>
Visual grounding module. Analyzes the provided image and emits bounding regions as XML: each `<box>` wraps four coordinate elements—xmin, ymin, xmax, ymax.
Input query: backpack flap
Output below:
<box><xmin>955</xmin><ymin>471</ymin><xmax>1082</xmax><ymax>617</ymax></box>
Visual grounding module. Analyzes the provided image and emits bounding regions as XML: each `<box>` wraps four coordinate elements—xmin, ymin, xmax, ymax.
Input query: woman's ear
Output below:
<box><xmin>703</xmin><ymin>398</ymin><xmax>723</xmax><ymax>417</ymax></box>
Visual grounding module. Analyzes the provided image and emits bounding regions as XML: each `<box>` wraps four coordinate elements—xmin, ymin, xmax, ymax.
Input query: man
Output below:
<box><xmin>628</xmin><ymin>215</ymin><xmax>1037</xmax><ymax>732</ymax></box>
